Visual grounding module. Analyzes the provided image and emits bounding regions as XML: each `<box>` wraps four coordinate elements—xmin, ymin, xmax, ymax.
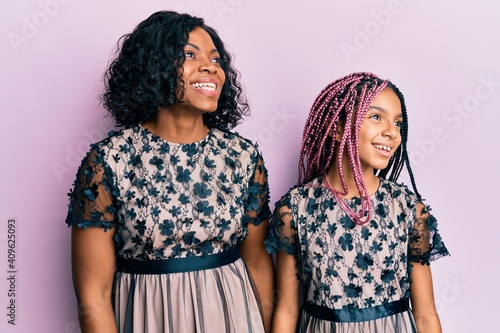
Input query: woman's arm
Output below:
<box><xmin>67</xmin><ymin>147</ymin><xmax>119</xmax><ymax>332</ymax></box>
<box><xmin>238</xmin><ymin>152</ymin><xmax>275</xmax><ymax>331</ymax></box>
<box><xmin>72</xmin><ymin>226</ymin><xmax>118</xmax><ymax>333</ymax></box>
<box><xmin>240</xmin><ymin>221</ymin><xmax>276</xmax><ymax>333</ymax></box>
<box><xmin>272</xmin><ymin>250</ymin><xmax>300</xmax><ymax>333</ymax></box>
<box><xmin>410</xmin><ymin>263</ymin><xmax>442</xmax><ymax>332</ymax></box>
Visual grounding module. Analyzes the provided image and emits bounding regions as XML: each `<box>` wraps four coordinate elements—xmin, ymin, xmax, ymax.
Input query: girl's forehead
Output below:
<box><xmin>369</xmin><ymin>89</ymin><xmax>402</xmax><ymax>112</ymax></box>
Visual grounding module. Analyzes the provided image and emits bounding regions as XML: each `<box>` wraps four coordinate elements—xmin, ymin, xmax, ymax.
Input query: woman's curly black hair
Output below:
<box><xmin>101</xmin><ymin>11</ymin><xmax>249</xmax><ymax>130</ymax></box>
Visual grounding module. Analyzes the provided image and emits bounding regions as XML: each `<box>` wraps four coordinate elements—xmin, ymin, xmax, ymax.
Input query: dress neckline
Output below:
<box><xmin>137</xmin><ymin>123</ymin><xmax>215</xmax><ymax>146</ymax></box>
<box><xmin>317</xmin><ymin>175</ymin><xmax>383</xmax><ymax>202</ymax></box>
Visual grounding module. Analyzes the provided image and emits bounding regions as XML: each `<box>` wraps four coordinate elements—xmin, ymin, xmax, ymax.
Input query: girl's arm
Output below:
<box><xmin>272</xmin><ymin>250</ymin><xmax>300</xmax><ymax>332</ymax></box>
<box><xmin>409</xmin><ymin>201</ymin><xmax>444</xmax><ymax>333</ymax></box>
<box><xmin>266</xmin><ymin>191</ymin><xmax>300</xmax><ymax>332</ymax></box>
<box><xmin>240</xmin><ymin>222</ymin><xmax>276</xmax><ymax>332</ymax></box>
<box><xmin>410</xmin><ymin>263</ymin><xmax>442</xmax><ymax>332</ymax></box>
<box><xmin>72</xmin><ymin>226</ymin><xmax>118</xmax><ymax>333</ymax></box>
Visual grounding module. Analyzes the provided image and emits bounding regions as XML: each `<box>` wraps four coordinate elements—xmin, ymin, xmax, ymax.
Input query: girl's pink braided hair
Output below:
<box><xmin>298</xmin><ymin>72</ymin><xmax>418</xmax><ymax>225</ymax></box>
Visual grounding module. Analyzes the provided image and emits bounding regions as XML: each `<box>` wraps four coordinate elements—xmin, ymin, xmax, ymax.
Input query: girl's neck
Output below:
<box><xmin>326</xmin><ymin>162</ymin><xmax>379</xmax><ymax>199</ymax></box>
<box><xmin>142</xmin><ymin>108</ymin><xmax>209</xmax><ymax>143</ymax></box>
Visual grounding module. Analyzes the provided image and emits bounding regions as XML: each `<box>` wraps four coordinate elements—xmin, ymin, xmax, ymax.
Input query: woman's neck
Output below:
<box><xmin>142</xmin><ymin>108</ymin><xmax>209</xmax><ymax>143</ymax></box>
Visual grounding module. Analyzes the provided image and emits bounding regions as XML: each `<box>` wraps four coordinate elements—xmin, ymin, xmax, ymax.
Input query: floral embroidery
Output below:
<box><xmin>267</xmin><ymin>177</ymin><xmax>449</xmax><ymax>309</ymax></box>
<box><xmin>66</xmin><ymin>126</ymin><xmax>271</xmax><ymax>260</ymax></box>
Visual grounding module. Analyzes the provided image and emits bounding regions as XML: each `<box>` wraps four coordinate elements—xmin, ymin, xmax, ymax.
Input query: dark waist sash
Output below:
<box><xmin>302</xmin><ymin>298</ymin><xmax>410</xmax><ymax>323</ymax></box>
<box><xmin>116</xmin><ymin>248</ymin><xmax>241</xmax><ymax>274</ymax></box>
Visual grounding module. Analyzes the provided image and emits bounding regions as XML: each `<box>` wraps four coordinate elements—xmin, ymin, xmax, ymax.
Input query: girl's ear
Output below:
<box><xmin>335</xmin><ymin>121</ymin><xmax>345</xmax><ymax>142</ymax></box>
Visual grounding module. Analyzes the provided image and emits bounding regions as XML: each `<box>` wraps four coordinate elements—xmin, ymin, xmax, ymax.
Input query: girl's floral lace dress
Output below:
<box><xmin>267</xmin><ymin>176</ymin><xmax>449</xmax><ymax>333</ymax></box>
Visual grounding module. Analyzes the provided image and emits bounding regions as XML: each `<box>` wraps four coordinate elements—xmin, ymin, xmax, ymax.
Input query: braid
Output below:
<box><xmin>377</xmin><ymin>82</ymin><xmax>421</xmax><ymax>199</ymax></box>
<box><xmin>299</xmin><ymin>73</ymin><xmax>371</xmax><ymax>183</ymax></box>
<box><xmin>299</xmin><ymin>72</ymin><xmax>421</xmax><ymax>224</ymax></box>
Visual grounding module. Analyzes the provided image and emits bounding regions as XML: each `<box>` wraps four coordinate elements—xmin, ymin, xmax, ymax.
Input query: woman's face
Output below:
<box><xmin>174</xmin><ymin>27</ymin><xmax>226</xmax><ymax>114</ymax></box>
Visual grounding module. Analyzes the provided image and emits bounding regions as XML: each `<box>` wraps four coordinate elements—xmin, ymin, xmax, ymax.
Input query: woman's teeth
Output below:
<box><xmin>192</xmin><ymin>82</ymin><xmax>216</xmax><ymax>91</ymax></box>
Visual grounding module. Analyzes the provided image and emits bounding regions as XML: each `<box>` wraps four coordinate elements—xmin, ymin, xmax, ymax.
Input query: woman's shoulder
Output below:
<box><xmin>212</xmin><ymin>128</ymin><xmax>261</xmax><ymax>154</ymax></box>
<box><xmin>90</xmin><ymin>126</ymin><xmax>137</xmax><ymax>149</ymax></box>
<box><xmin>80</xmin><ymin>127</ymin><xmax>139</xmax><ymax>165</ymax></box>
<box><xmin>211</xmin><ymin>129</ymin><xmax>268</xmax><ymax>173</ymax></box>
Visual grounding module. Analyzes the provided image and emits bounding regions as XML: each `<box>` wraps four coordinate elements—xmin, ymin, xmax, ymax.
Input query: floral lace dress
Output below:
<box><xmin>266</xmin><ymin>176</ymin><xmax>449</xmax><ymax>333</ymax></box>
<box><xmin>66</xmin><ymin>125</ymin><xmax>270</xmax><ymax>333</ymax></box>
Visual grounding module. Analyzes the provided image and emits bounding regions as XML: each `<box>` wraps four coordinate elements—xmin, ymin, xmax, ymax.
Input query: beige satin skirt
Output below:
<box><xmin>113</xmin><ymin>257</ymin><xmax>265</xmax><ymax>333</ymax></box>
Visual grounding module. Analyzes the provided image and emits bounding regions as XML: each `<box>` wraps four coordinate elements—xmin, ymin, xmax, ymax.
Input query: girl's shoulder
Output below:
<box><xmin>274</xmin><ymin>177</ymin><xmax>325</xmax><ymax>205</ymax></box>
<box><xmin>379</xmin><ymin>178</ymin><xmax>414</xmax><ymax>195</ymax></box>
<box><xmin>378</xmin><ymin>178</ymin><xmax>421</xmax><ymax>207</ymax></box>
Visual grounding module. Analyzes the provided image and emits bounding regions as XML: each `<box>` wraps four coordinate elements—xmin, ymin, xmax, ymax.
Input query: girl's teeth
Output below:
<box><xmin>373</xmin><ymin>144</ymin><xmax>391</xmax><ymax>151</ymax></box>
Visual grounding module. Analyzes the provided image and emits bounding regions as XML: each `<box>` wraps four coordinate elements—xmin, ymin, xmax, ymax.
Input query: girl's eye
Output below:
<box><xmin>369</xmin><ymin>114</ymin><xmax>381</xmax><ymax>120</ymax></box>
<box><xmin>394</xmin><ymin>120</ymin><xmax>403</xmax><ymax>128</ymax></box>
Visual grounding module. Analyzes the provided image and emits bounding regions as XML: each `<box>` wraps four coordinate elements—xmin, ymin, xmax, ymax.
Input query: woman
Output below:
<box><xmin>66</xmin><ymin>11</ymin><xmax>274</xmax><ymax>333</ymax></box>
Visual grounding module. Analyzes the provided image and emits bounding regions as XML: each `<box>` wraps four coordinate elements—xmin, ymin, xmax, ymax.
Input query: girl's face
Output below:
<box><xmin>357</xmin><ymin>87</ymin><xmax>403</xmax><ymax>172</ymax></box>
<box><xmin>174</xmin><ymin>27</ymin><xmax>226</xmax><ymax>113</ymax></box>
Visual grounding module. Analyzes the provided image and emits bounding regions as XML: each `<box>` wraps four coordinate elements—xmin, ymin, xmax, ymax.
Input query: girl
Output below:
<box><xmin>266</xmin><ymin>72</ymin><xmax>449</xmax><ymax>332</ymax></box>
<box><xmin>66</xmin><ymin>11</ymin><xmax>274</xmax><ymax>333</ymax></box>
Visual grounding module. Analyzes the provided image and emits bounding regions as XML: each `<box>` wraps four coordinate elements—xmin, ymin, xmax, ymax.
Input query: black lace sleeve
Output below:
<box><xmin>265</xmin><ymin>193</ymin><xmax>298</xmax><ymax>257</ymax></box>
<box><xmin>65</xmin><ymin>146</ymin><xmax>117</xmax><ymax>231</ymax></box>
<box><xmin>408</xmin><ymin>202</ymin><xmax>450</xmax><ymax>265</ymax></box>
<box><xmin>242</xmin><ymin>152</ymin><xmax>271</xmax><ymax>226</ymax></box>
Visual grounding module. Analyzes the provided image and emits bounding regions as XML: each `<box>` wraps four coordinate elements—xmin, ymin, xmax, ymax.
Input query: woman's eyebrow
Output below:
<box><xmin>185</xmin><ymin>43</ymin><xmax>219</xmax><ymax>54</ymax></box>
<box><xmin>185</xmin><ymin>42</ymin><xmax>199</xmax><ymax>50</ymax></box>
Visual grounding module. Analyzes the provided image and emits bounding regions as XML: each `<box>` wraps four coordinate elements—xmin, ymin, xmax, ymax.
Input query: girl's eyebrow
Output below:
<box><xmin>368</xmin><ymin>105</ymin><xmax>386</xmax><ymax>112</ymax></box>
<box><xmin>185</xmin><ymin>43</ymin><xmax>219</xmax><ymax>54</ymax></box>
<box><xmin>368</xmin><ymin>106</ymin><xmax>403</xmax><ymax>118</ymax></box>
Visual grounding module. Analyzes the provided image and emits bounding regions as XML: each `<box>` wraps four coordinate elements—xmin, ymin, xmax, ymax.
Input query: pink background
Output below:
<box><xmin>1</xmin><ymin>0</ymin><xmax>499</xmax><ymax>332</ymax></box>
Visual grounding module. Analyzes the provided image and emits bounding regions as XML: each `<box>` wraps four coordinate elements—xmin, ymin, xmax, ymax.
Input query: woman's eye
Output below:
<box><xmin>185</xmin><ymin>51</ymin><xmax>195</xmax><ymax>58</ymax></box>
<box><xmin>211</xmin><ymin>57</ymin><xmax>221</xmax><ymax>64</ymax></box>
